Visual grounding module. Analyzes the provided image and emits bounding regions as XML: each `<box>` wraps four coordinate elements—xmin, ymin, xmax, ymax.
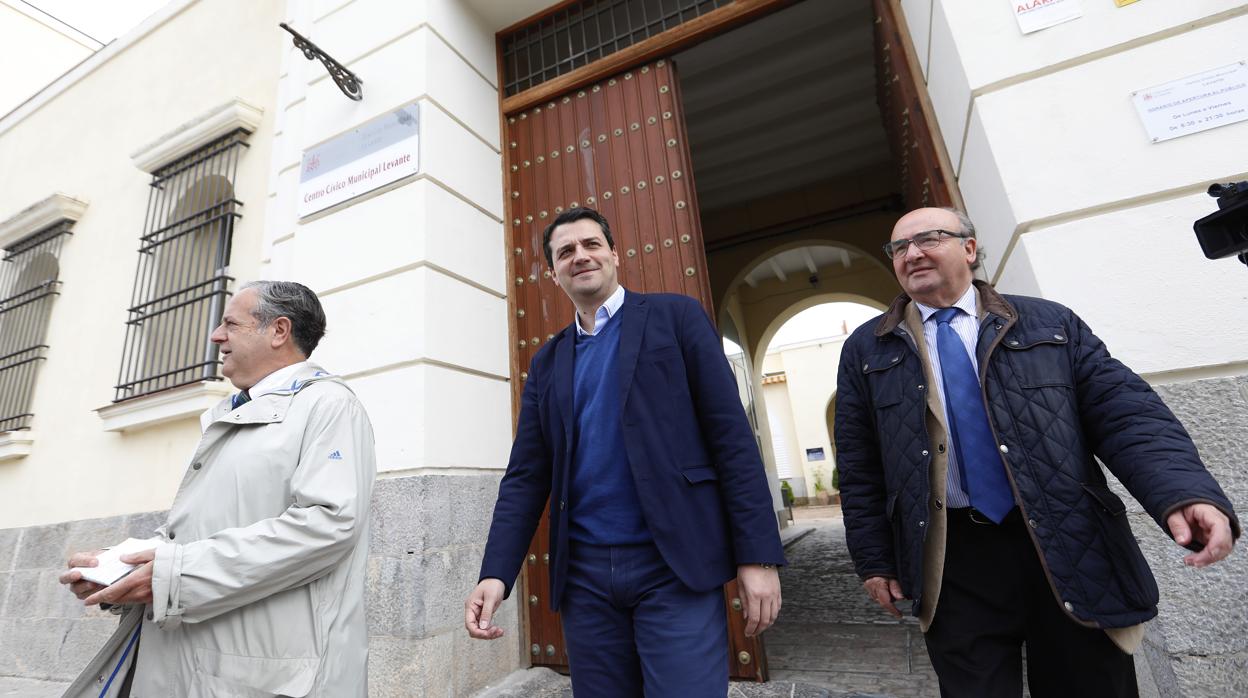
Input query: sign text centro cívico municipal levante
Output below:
<box><xmin>298</xmin><ymin>102</ymin><xmax>420</xmax><ymax>217</ymax></box>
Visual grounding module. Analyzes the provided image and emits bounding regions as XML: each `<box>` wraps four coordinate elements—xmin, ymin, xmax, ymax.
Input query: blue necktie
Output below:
<box><xmin>933</xmin><ymin>308</ymin><xmax>1015</xmax><ymax>523</ymax></box>
<box><xmin>231</xmin><ymin>391</ymin><xmax>251</xmax><ymax>410</ymax></box>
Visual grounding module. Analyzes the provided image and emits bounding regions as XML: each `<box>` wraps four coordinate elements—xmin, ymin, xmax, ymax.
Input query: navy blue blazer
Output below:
<box><xmin>479</xmin><ymin>291</ymin><xmax>786</xmax><ymax>609</ymax></box>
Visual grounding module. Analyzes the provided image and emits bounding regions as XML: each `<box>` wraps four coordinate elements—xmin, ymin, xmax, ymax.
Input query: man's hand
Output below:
<box><xmin>83</xmin><ymin>549</ymin><xmax>155</xmax><ymax>606</ymax></box>
<box><xmin>737</xmin><ymin>564</ymin><xmax>781</xmax><ymax>637</ymax></box>
<box><xmin>864</xmin><ymin>576</ymin><xmax>905</xmax><ymax>618</ymax></box>
<box><xmin>59</xmin><ymin>550</ymin><xmax>106</xmax><ymax>601</ymax></box>
<box><xmin>1168</xmin><ymin>503</ymin><xmax>1235</xmax><ymax>568</ymax></box>
<box><xmin>464</xmin><ymin>578</ymin><xmax>506</xmax><ymax>639</ymax></box>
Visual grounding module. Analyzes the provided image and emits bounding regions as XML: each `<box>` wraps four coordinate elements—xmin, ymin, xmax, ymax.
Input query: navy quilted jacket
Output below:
<box><xmin>835</xmin><ymin>282</ymin><xmax>1240</xmax><ymax>628</ymax></box>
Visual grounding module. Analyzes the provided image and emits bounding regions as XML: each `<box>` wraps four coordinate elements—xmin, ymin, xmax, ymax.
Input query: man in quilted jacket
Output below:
<box><xmin>835</xmin><ymin>206</ymin><xmax>1239</xmax><ymax>697</ymax></box>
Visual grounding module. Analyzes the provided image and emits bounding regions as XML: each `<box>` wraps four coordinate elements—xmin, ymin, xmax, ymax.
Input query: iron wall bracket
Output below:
<box><xmin>280</xmin><ymin>23</ymin><xmax>363</xmax><ymax>101</ymax></box>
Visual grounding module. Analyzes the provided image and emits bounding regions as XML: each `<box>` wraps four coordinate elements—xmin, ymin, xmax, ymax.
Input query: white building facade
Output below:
<box><xmin>0</xmin><ymin>0</ymin><xmax>100</xmax><ymax>118</ymax></box>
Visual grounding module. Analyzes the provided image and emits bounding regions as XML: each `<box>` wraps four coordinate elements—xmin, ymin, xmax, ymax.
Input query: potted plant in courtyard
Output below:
<box><xmin>812</xmin><ymin>466</ymin><xmax>830</xmax><ymax>506</ymax></box>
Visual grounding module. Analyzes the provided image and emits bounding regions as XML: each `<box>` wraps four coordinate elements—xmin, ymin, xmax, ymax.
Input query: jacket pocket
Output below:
<box><xmin>1083</xmin><ymin>483</ymin><xmax>1126</xmax><ymax>515</ymax></box>
<box><xmin>863</xmin><ymin>352</ymin><xmax>904</xmax><ymax>407</ymax></box>
<box><xmin>641</xmin><ymin>344</ymin><xmax>681</xmax><ymax>363</ymax></box>
<box><xmin>190</xmin><ymin>673</ymin><xmax>284</xmax><ymax>698</ymax></box>
<box><xmin>192</xmin><ymin>648</ymin><xmax>318</xmax><ymax>698</ymax></box>
<box><xmin>682</xmin><ymin>465</ymin><xmax>718</xmax><ymax>484</ymax></box>
<box><xmin>1080</xmin><ymin>483</ymin><xmax>1159</xmax><ymax>610</ymax></box>
<box><xmin>1000</xmin><ymin>326</ymin><xmax>1073</xmax><ymax>388</ymax></box>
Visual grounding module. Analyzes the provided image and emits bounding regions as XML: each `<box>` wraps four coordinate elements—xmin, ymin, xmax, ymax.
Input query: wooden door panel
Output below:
<box><xmin>503</xmin><ymin>58</ymin><xmax>759</xmax><ymax>680</ymax></box>
<box><xmin>723</xmin><ymin>579</ymin><xmax>768</xmax><ymax>680</ymax></box>
<box><xmin>873</xmin><ymin>0</ymin><xmax>962</xmax><ymax>210</ymax></box>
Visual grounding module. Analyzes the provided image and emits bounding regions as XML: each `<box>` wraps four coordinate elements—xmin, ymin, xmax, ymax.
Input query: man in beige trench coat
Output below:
<box><xmin>59</xmin><ymin>281</ymin><xmax>376</xmax><ymax>697</ymax></box>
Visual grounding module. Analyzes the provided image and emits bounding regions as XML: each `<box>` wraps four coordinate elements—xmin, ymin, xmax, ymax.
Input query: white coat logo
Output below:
<box><xmin>328</xmin><ymin>450</ymin><xmax>344</xmax><ymax>460</ymax></box>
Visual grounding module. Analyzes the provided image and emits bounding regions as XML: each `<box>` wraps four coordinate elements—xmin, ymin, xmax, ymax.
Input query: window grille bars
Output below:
<box><xmin>113</xmin><ymin>128</ymin><xmax>249</xmax><ymax>402</ymax></box>
<box><xmin>501</xmin><ymin>0</ymin><xmax>730</xmax><ymax>96</ymax></box>
<box><xmin>0</xmin><ymin>220</ymin><xmax>72</xmax><ymax>432</ymax></box>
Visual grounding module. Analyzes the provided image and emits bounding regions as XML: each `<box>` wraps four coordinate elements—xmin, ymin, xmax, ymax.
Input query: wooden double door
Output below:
<box><xmin>501</xmin><ymin>0</ymin><xmax>957</xmax><ymax>682</ymax></box>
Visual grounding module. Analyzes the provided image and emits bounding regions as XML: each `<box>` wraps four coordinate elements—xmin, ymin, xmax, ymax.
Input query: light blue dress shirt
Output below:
<box><xmin>914</xmin><ymin>284</ymin><xmax>981</xmax><ymax>508</ymax></box>
<box><xmin>574</xmin><ymin>284</ymin><xmax>626</xmax><ymax>336</ymax></box>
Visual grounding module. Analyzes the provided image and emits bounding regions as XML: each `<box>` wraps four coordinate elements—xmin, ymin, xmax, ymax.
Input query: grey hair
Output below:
<box><xmin>240</xmin><ymin>280</ymin><xmax>327</xmax><ymax>357</ymax></box>
<box><xmin>938</xmin><ymin>207</ymin><xmax>976</xmax><ymax>238</ymax></box>
<box><xmin>936</xmin><ymin>207</ymin><xmax>982</xmax><ymax>271</ymax></box>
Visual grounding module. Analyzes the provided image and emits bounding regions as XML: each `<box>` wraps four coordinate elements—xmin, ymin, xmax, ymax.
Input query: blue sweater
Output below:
<box><xmin>568</xmin><ymin>313</ymin><xmax>652</xmax><ymax>545</ymax></box>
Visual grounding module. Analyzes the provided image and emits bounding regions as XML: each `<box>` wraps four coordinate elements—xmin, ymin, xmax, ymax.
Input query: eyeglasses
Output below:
<box><xmin>882</xmin><ymin>229</ymin><xmax>969</xmax><ymax>259</ymax></box>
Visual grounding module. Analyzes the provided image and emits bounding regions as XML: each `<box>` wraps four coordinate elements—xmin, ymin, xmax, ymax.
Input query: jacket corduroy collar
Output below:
<box><xmin>874</xmin><ymin>279</ymin><xmax>1014</xmax><ymax>337</ymax></box>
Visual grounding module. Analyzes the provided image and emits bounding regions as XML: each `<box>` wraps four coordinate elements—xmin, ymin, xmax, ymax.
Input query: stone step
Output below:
<box><xmin>471</xmin><ymin>667</ymin><xmax>931</xmax><ymax>698</ymax></box>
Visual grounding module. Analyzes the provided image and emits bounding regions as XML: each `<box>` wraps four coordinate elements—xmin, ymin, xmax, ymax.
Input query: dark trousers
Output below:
<box><xmin>560</xmin><ymin>541</ymin><xmax>728</xmax><ymax>697</ymax></box>
<box><xmin>924</xmin><ymin>508</ymin><xmax>1138</xmax><ymax>698</ymax></box>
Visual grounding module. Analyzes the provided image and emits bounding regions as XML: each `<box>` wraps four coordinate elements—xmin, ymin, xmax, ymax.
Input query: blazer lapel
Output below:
<box><xmin>617</xmin><ymin>293</ymin><xmax>649</xmax><ymax>407</ymax></box>
<box><xmin>554</xmin><ymin>325</ymin><xmax>576</xmax><ymax>456</ymax></box>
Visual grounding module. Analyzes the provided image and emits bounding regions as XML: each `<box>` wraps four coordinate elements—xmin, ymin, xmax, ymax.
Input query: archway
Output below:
<box><xmin>718</xmin><ymin>239</ymin><xmax>895</xmax><ymax>350</ymax></box>
<box><xmin>753</xmin><ymin>290</ymin><xmax>887</xmax><ymax>365</ymax></box>
<box><xmin>748</xmin><ymin>298</ymin><xmax>881</xmax><ymax>504</ymax></box>
<box><xmin>715</xmin><ymin>237</ymin><xmax>894</xmax><ymax>521</ymax></box>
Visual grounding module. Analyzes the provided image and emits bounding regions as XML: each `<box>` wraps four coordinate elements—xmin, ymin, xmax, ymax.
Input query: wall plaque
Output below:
<box><xmin>298</xmin><ymin>103</ymin><xmax>420</xmax><ymax>217</ymax></box>
<box><xmin>1133</xmin><ymin>63</ymin><xmax>1248</xmax><ymax>143</ymax></box>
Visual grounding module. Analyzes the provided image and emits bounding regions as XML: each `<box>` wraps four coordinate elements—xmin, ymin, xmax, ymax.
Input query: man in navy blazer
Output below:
<box><xmin>465</xmin><ymin>207</ymin><xmax>785</xmax><ymax>695</ymax></box>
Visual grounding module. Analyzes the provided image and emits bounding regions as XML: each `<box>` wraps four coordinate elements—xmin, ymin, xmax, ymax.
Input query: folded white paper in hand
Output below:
<box><xmin>73</xmin><ymin>537</ymin><xmax>161</xmax><ymax>587</ymax></box>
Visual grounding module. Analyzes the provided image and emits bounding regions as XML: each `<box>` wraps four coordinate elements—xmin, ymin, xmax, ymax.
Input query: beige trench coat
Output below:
<box><xmin>64</xmin><ymin>363</ymin><xmax>375</xmax><ymax>697</ymax></box>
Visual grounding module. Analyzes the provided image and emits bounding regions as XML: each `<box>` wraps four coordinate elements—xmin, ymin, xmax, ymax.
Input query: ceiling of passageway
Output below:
<box><xmin>742</xmin><ymin>245</ymin><xmax>863</xmax><ymax>288</ymax></box>
<box><xmin>675</xmin><ymin>0</ymin><xmax>891</xmax><ymax>215</ymax></box>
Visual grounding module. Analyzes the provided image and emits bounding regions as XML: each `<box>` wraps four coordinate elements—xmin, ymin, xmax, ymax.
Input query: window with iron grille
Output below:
<box><xmin>114</xmin><ymin>128</ymin><xmax>249</xmax><ymax>402</ymax></box>
<box><xmin>0</xmin><ymin>220</ymin><xmax>71</xmax><ymax>431</ymax></box>
<box><xmin>501</xmin><ymin>0</ymin><xmax>731</xmax><ymax>96</ymax></box>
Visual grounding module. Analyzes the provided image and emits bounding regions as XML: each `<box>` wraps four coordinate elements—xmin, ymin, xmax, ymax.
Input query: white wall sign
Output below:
<box><xmin>1012</xmin><ymin>0</ymin><xmax>1082</xmax><ymax>34</ymax></box>
<box><xmin>1132</xmin><ymin>63</ymin><xmax>1248</xmax><ymax>143</ymax></box>
<box><xmin>298</xmin><ymin>103</ymin><xmax>420</xmax><ymax>217</ymax></box>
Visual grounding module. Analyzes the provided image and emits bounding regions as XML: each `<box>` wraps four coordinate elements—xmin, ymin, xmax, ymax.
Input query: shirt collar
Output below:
<box><xmin>245</xmin><ymin>360</ymin><xmax>309</xmax><ymax>399</ymax></box>
<box><xmin>575</xmin><ymin>285</ymin><xmax>626</xmax><ymax>336</ymax></box>
<box><xmin>915</xmin><ymin>283</ymin><xmax>978</xmax><ymax>324</ymax></box>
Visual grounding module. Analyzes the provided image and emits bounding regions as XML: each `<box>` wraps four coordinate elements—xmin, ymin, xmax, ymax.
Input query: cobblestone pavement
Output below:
<box><xmin>767</xmin><ymin>509</ymin><xmax>940</xmax><ymax>697</ymax></box>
